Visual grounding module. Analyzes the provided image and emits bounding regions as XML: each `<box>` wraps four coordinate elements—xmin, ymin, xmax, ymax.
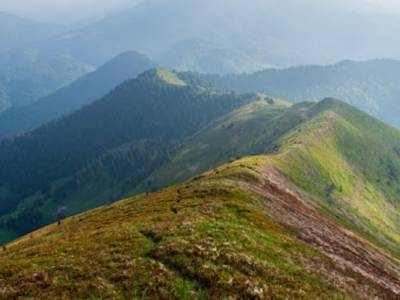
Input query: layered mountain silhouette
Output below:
<box><xmin>0</xmin><ymin>49</ymin><xmax>92</xmax><ymax>113</ymax></box>
<box><xmin>0</xmin><ymin>12</ymin><xmax>63</xmax><ymax>53</ymax></box>
<box><xmin>0</xmin><ymin>51</ymin><xmax>157</xmax><ymax>138</ymax></box>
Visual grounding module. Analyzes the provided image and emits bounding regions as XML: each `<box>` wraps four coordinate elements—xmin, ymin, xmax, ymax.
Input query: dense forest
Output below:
<box><xmin>0</xmin><ymin>69</ymin><xmax>253</xmax><ymax>237</ymax></box>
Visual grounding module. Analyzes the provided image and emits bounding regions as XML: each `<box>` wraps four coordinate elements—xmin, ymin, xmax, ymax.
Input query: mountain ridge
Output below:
<box><xmin>184</xmin><ymin>59</ymin><xmax>400</xmax><ymax>127</ymax></box>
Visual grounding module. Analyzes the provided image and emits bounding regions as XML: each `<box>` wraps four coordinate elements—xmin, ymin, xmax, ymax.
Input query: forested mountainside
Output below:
<box><xmin>0</xmin><ymin>69</ymin><xmax>253</xmax><ymax>242</ymax></box>
<box><xmin>0</xmin><ymin>51</ymin><xmax>157</xmax><ymax>138</ymax></box>
<box><xmin>1</xmin><ymin>99</ymin><xmax>400</xmax><ymax>299</ymax></box>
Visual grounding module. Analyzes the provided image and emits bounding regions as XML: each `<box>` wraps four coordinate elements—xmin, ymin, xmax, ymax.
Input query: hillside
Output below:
<box><xmin>137</xmin><ymin>95</ymin><xmax>298</xmax><ymax>192</ymax></box>
<box><xmin>0</xmin><ymin>51</ymin><xmax>157</xmax><ymax>138</ymax></box>
<box><xmin>142</xmin><ymin>97</ymin><xmax>400</xmax><ymax>255</ymax></box>
<box><xmin>184</xmin><ymin>59</ymin><xmax>400</xmax><ymax>128</ymax></box>
<box><xmin>1</xmin><ymin>99</ymin><xmax>400</xmax><ymax>298</ymax></box>
<box><xmin>0</xmin><ymin>69</ymin><xmax>253</xmax><ymax>242</ymax></box>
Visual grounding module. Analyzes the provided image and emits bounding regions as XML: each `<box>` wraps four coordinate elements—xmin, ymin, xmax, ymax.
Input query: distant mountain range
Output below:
<box><xmin>1</xmin><ymin>49</ymin><xmax>400</xmax><ymax>142</ymax></box>
<box><xmin>158</xmin><ymin>38</ymin><xmax>270</xmax><ymax>74</ymax></box>
<box><xmin>11</xmin><ymin>0</ymin><xmax>400</xmax><ymax>70</ymax></box>
<box><xmin>0</xmin><ymin>12</ymin><xmax>63</xmax><ymax>53</ymax></box>
<box><xmin>183</xmin><ymin>59</ymin><xmax>400</xmax><ymax>128</ymax></box>
<box><xmin>0</xmin><ymin>49</ymin><xmax>93</xmax><ymax>113</ymax></box>
<box><xmin>0</xmin><ymin>13</ymin><xmax>92</xmax><ymax>113</ymax></box>
<box><xmin>0</xmin><ymin>51</ymin><xmax>156</xmax><ymax>138</ymax></box>
<box><xmin>3</xmin><ymin>2</ymin><xmax>400</xmax><ymax>121</ymax></box>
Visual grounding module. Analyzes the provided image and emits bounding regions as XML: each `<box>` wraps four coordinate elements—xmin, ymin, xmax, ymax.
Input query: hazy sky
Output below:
<box><xmin>0</xmin><ymin>0</ymin><xmax>142</xmax><ymax>24</ymax></box>
<box><xmin>1</xmin><ymin>0</ymin><xmax>400</xmax><ymax>65</ymax></box>
<box><xmin>338</xmin><ymin>0</ymin><xmax>400</xmax><ymax>13</ymax></box>
<box><xmin>1</xmin><ymin>0</ymin><xmax>400</xmax><ymax>24</ymax></box>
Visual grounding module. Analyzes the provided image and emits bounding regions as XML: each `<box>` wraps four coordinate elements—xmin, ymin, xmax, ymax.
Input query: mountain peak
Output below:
<box><xmin>316</xmin><ymin>97</ymin><xmax>346</xmax><ymax>108</ymax></box>
<box><xmin>138</xmin><ymin>68</ymin><xmax>187</xmax><ymax>86</ymax></box>
<box><xmin>310</xmin><ymin>98</ymin><xmax>353</xmax><ymax>115</ymax></box>
<box><xmin>96</xmin><ymin>51</ymin><xmax>156</xmax><ymax>74</ymax></box>
<box><xmin>107</xmin><ymin>50</ymin><xmax>152</xmax><ymax>63</ymax></box>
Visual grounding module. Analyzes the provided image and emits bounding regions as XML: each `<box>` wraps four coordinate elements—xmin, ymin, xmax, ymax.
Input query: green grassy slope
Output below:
<box><xmin>271</xmin><ymin>99</ymin><xmax>400</xmax><ymax>255</ymax></box>
<box><xmin>1</xmin><ymin>153</ymin><xmax>399</xmax><ymax>299</ymax></box>
<box><xmin>0</xmin><ymin>162</ymin><xmax>355</xmax><ymax>299</ymax></box>
<box><xmin>151</xmin><ymin>97</ymin><xmax>400</xmax><ymax>256</ymax></box>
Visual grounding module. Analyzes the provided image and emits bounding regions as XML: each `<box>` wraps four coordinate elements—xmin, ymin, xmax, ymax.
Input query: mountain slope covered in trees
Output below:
<box><xmin>0</xmin><ymin>51</ymin><xmax>156</xmax><ymax>138</ymax></box>
<box><xmin>0</xmin><ymin>69</ymin><xmax>253</xmax><ymax>242</ymax></box>
<box><xmin>1</xmin><ymin>99</ymin><xmax>400</xmax><ymax>299</ymax></box>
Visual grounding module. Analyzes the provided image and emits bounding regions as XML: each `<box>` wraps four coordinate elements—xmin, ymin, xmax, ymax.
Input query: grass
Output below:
<box><xmin>273</xmin><ymin>103</ymin><xmax>400</xmax><ymax>256</ymax></box>
<box><xmin>156</xmin><ymin>69</ymin><xmax>187</xmax><ymax>86</ymax></box>
<box><xmin>0</xmin><ymin>170</ymin><xmax>348</xmax><ymax>299</ymax></box>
